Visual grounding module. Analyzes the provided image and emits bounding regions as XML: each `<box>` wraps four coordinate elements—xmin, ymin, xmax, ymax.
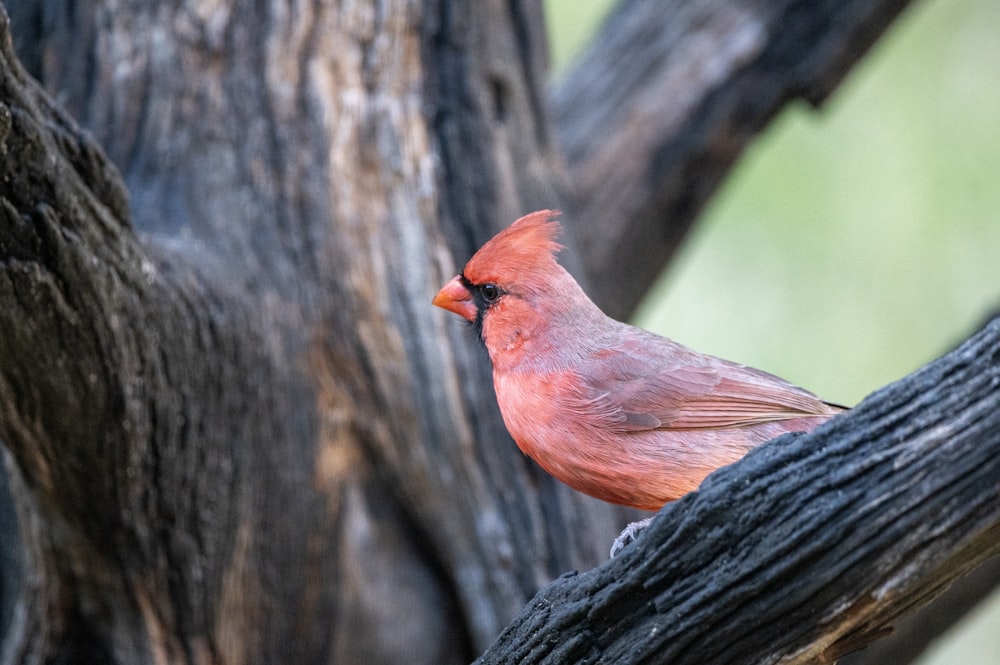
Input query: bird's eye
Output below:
<box><xmin>479</xmin><ymin>283</ymin><xmax>502</xmax><ymax>303</ymax></box>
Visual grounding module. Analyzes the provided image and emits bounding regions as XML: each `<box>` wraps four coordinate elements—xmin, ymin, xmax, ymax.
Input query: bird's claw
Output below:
<box><xmin>610</xmin><ymin>517</ymin><xmax>654</xmax><ymax>557</ymax></box>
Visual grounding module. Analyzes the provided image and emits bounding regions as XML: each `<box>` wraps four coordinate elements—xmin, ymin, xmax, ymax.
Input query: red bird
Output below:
<box><xmin>434</xmin><ymin>211</ymin><xmax>842</xmax><ymax>545</ymax></box>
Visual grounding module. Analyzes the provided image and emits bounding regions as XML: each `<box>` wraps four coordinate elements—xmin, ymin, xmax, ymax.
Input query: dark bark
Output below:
<box><xmin>552</xmin><ymin>0</ymin><xmax>913</xmax><ymax>319</ymax></box>
<box><xmin>840</xmin><ymin>554</ymin><xmax>1000</xmax><ymax>665</ymax></box>
<box><xmin>0</xmin><ymin>2</ymin><xmax>624</xmax><ymax>662</ymax></box>
<box><xmin>1</xmin><ymin>0</ymin><xmax>984</xmax><ymax>664</ymax></box>
<box><xmin>476</xmin><ymin>316</ymin><xmax>1000</xmax><ymax>665</ymax></box>
<box><xmin>0</xmin><ymin>460</ymin><xmax>19</xmax><ymax>650</ymax></box>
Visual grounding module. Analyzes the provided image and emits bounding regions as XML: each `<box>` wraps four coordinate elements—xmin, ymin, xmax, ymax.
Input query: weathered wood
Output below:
<box><xmin>0</xmin><ymin>2</ymin><xmax>626</xmax><ymax>662</ymax></box>
<box><xmin>0</xmin><ymin>0</ymin><xmax>966</xmax><ymax>663</ymax></box>
<box><xmin>840</xmin><ymin>554</ymin><xmax>1000</xmax><ymax>665</ymax></box>
<box><xmin>476</xmin><ymin>316</ymin><xmax>1000</xmax><ymax>664</ymax></box>
<box><xmin>552</xmin><ymin>0</ymin><xmax>913</xmax><ymax>319</ymax></box>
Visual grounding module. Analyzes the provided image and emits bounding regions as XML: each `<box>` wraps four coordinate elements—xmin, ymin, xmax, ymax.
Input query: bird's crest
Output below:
<box><xmin>463</xmin><ymin>210</ymin><xmax>564</xmax><ymax>286</ymax></box>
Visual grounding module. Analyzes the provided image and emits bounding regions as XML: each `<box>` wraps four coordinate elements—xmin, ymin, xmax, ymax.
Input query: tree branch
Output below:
<box><xmin>475</xmin><ymin>316</ymin><xmax>1000</xmax><ymax>664</ymax></box>
<box><xmin>552</xmin><ymin>0</ymin><xmax>913</xmax><ymax>318</ymax></box>
<box><xmin>840</xmin><ymin>554</ymin><xmax>1000</xmax><ymax>665</ymax></box>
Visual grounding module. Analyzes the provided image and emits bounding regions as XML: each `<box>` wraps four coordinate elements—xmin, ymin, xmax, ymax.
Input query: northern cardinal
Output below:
<box><xmin>434</xmin><ymin>210</ymin><xmax>843</xmax><ymax>551</ymax></box>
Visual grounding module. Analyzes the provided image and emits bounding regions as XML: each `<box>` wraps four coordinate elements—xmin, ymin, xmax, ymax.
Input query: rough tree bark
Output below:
<box><xmin>555</xmin><ymin>0</ymin><xmax>912</xmax><ymax>318</ymax></box>
<box><xmin>0</xmin><ymin>2</ymin><xmax>624</xmax><ymax>663</ymax></box>
<box><xmin>3</xmin><ymin>0</ymin><xmax>991</xmax><ymax>664</ymax></box>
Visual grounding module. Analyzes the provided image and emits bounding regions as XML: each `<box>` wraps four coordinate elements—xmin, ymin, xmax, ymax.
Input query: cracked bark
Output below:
<box><xmin>4</xmin><ymin>1</ymin><xmax>992</xmax><ymax>664</ymax></box>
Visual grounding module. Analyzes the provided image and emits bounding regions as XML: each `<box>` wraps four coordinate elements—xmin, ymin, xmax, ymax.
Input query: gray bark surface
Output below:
<box><xmin>6</xmin><ymin>1</ymin><xmax>992</xmax><ymax>664</ymax></box>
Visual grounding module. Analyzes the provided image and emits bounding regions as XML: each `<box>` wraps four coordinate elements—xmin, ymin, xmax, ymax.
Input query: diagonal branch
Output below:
<box><xmin>552</xmin><ymin>0</ymin><xmax>913</xmax><ymax>318</ymax></box>
<box><xmin>840</xmin><ymin>554</ymin><xmax>1000</xmax><ymax>665</ymax></box>
<box><xmin>475</xmin><ymin>316</ymin><xmax>1000</xmax><ymax>665</ymax></box>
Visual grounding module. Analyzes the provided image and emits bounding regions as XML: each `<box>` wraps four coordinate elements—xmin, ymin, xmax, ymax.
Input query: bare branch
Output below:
<box><xmin>553</xmin><ymin>0</ymin><xmax>913</xmax><ymax>318</ymax></box>
<box><xmin>840</xmin><ymin>555</ymin><xmax>1000</xmax><ymax>665</ymax></box>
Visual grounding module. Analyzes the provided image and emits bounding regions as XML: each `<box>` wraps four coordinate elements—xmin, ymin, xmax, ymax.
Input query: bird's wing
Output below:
<box><xmin>578</xmin><ymin>337</ymin><xmax>840</xmax><ymax>432</ymax></box>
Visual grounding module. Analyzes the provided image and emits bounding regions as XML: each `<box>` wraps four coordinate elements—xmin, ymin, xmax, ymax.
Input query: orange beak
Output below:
<box><xmin>433</xmin><ymin>275</ymin><xmax>477</xmax><ymax>322</ymax></box>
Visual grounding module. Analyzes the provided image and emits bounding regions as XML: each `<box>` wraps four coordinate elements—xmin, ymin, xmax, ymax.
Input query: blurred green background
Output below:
<box><xmin>545</xmin><ymin>0</ymin><xmax>1000</xmax><ymax>662</ymax></box>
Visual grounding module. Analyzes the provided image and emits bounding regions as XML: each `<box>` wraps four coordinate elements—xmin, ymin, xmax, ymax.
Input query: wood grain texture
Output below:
<box><xmin>0</xmin><ymin>1</ymin><xmax>625</xmax><ymax>662</ymax></box>
<box><xmin>552</xmin><ymin>0</ymin><xmax>913</xmax><ymax>318</ymax></box>
<box><xmin>840</xmin><ymin>555</ymin><xmax>1000</xmax><ymax>665</ymax></box>
<box><xmin>1</xmin><ymin>0</ymin><xmax>977</xmax><ymax>663</ymax></box>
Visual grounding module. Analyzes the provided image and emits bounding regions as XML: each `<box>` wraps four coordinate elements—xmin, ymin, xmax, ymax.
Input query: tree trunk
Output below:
<box><xmin>7</xmin><ymin>0</ymin><xmax>993</xmax><ymax>664</ymax></box>
<box><xmin>1</xmin><ymin>2</ymin><xmax>623</xmax><ymax>662</ymax></box>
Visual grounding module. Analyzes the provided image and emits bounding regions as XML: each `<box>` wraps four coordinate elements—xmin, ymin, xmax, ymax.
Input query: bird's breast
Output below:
<box><xmin>490</xmin><ymin>367</ymin><xmax>771</xmax><ymax>511</ymax></box>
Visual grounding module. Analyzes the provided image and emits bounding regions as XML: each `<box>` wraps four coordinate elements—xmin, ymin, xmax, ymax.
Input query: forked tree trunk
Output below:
<box><xmin>0</xmin><ymin>2</ymin><xmax>625</xmax><ymax>663</ymax></box>
<box><xmin>5</xmin><ymin>1</ymin><xmax>996</xmax><ymax>664</ymax></box>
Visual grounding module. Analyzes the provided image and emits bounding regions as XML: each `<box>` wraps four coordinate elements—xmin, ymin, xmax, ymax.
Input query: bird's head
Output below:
<box><xmin>434</xmin><ymin>210</ymin><xmax>595</xmax><ymax>366</ymax></box>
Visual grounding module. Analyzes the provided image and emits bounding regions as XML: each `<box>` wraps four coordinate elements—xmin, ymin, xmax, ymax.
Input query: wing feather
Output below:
<box><xmin>578</xmin><ymin>333</ymin><xmax>841</xmax><ymax>432</ymax></box>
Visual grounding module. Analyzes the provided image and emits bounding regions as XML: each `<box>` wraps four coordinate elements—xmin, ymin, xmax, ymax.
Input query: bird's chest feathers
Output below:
<box><xmin>493</xmin><ymin>367</ymin><xmax>594</xmax><ymax>458</ymax></box>
<box><xmin>492</xmin><ymin>367</ymin><xmax>641</xmax><ymax>505</ymax></box>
